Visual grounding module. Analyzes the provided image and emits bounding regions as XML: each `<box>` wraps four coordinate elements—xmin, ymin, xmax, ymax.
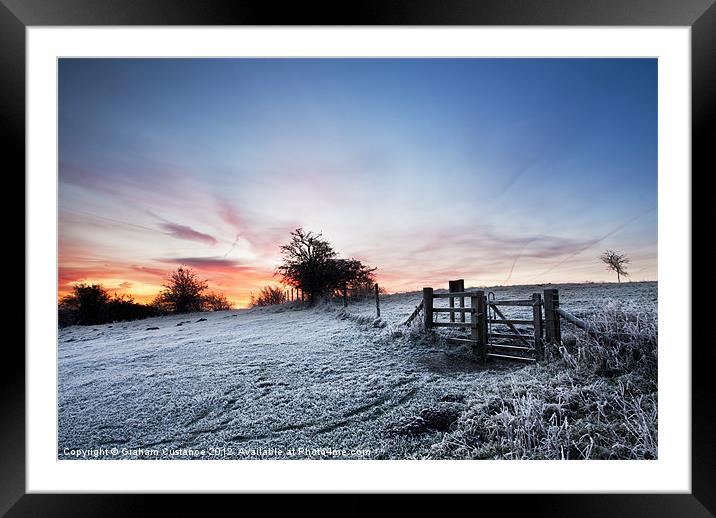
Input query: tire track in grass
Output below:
<box><xmin>315</xmin><ymin>386</ymin><xmax>419</xmax><ymax>434</ymax></box>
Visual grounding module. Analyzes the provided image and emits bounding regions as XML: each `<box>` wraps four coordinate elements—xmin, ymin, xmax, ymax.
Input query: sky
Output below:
<box><xmin>59</xmin><ymin>58</ymin><xmax>657</xmax><ymax>307</ymax></box>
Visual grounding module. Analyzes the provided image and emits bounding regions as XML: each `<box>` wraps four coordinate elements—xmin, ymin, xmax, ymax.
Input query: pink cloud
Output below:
<box><xmin>156</xmin><ymin>256</ymin><xmax>254</xmax><ymax>274</ymax></box>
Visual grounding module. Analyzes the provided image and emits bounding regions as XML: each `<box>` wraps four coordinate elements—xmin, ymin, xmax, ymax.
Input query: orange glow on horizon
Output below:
<box><xmin>58</xmin><ymin>273</ymin><xmax>281</xmax><ymax>310</ymax></box>
<box><xmin>58</xmin><ymin>258</ymin><xmax>658</xmax><ymax>312</ymax></box>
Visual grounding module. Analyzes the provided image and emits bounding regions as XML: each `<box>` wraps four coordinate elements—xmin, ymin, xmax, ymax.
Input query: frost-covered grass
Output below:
<box><xmin>58</xmin><ymin>281</ymin><xmax>657</xmax><ymax>460</ymax></box>
<box><xmin>429</xmin><ymin>292</ymin><xmax>658</xmax><ymax>460</ymax></box>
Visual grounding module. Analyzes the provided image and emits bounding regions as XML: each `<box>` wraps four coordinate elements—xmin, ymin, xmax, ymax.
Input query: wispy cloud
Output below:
<box><xmin>159</xmin><ymin>222</ymin><xmax>218</xmax><ymax>246</ymax></box>
<box><xmin>524</xmin><ymin>206</ymin><xmax>657</xmax><ymax>282</ymax></box>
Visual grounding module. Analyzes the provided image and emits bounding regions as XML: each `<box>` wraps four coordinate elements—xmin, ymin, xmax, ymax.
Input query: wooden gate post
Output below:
<box><xmin>423</xmin><ymin>287</ymin><xmax>433</xmax><ymax>330</ymax></box>
<box><xmin>543</xmin><ymin>289</ymin><xmax>561</xmax><ymax>344</ymax></box>
<box><xmin>471</xmin><ymin>291</ymin><xmax>487</xmax><ymax>361</ymax></box>
<box><xmin>375</xmin><ymin>283</ymin><xmax>380</xmax><ymax>318</ymax></box>
<box><xmin>447</xmin><ymin>280</ymin><xmax>455</xmax><ymax>322</ymax></box>
<box><xmin>449</xmin><ymin>279</ymin><xmax>466</xmax><ymax>323</ymax></box>
<box><xmin>470</xmin><ymin>294</ymin><xmax>478</xmax><ymax>352</ymax></box>
<box><xmin>532</xmin><ymin>293</ymin><xmax>544</xmax><ymax>360</ymax></box>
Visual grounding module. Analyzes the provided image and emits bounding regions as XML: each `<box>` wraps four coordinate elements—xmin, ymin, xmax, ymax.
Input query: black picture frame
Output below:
<box><xmin>6</xmin><ymin>0</ymin><xmax>712</xmax><ymax>514</ymax></box>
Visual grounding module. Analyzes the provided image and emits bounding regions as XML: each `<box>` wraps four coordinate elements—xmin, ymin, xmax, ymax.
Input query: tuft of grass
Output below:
<box><xmin>552</xmin><ymin>299</ymin><xmax>657</xmax><ymax>382</ymax></box>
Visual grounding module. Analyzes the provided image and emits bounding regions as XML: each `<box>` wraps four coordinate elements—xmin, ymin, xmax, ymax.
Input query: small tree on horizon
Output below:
<box><xmin>600</xmin><ymin>250</ymin><xmax>631</xmax><ymax>283</ymax></box>
<box><xmin>154</xmin><ymin>266</ymin><xmax>208</xmax><ymax>313</ymax></box>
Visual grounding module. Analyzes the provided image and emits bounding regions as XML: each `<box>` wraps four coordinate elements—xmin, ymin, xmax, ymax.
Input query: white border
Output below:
<box><xmin>27</xmin><ymin>27</ymin><xmax>691</xmax><ymax>493</ymax></box>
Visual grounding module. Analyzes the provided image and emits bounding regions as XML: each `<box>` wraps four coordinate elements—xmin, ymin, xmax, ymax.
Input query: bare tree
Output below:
<box><xmin>600</xmin><ymin>250</ymin><xmax>631</xmax><ymax>283</ymax></box>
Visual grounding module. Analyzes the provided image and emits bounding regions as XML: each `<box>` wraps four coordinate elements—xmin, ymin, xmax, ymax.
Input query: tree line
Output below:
<box><xmin>59</xmin><ymin>227</ymin><xmax>379</xmax><ymax>325</ymax></box>
<box><xmin>58</xmin><ymin>266</ymin><xmax>231</xmax><ymax>326</ymax></box>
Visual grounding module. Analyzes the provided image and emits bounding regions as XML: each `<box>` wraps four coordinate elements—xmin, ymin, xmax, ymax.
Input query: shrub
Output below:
<box><xmin>202</xmin><ymin>292</ymin><xmax>233</xmax><ymax>311</ymax></box>
<box><xmin>250</xmin><ymin>285</ymin><xmax>287</xmax><ymax>307</ymax></box>
<box><xmin>104</xmin><ymin>294</ymin><xmax>159</xmax><ymax>322</ymax></box>
<box><xmin>59</xmin><ymin>284</ymin><xmax>111</xmax><ymax>325</ymax></box>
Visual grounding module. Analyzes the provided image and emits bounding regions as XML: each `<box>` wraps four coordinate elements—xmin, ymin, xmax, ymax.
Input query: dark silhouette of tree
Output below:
<box><xmin>277</xmin><ymin>228</ymin><xmax>376</xmax><ymax>303</ymax></box>
<box><xmin>277</xmin><ymin>229</ymin><xmax>337</xmax><ymax>302</ymax></box>
<box><xmin>58</xmin><ymin>285</ymin><xmax>158</xmax><ymax>326</ymax></box>
<box><xmin>59</xmin><ymin>283</ymin><xmax>111</xmax><ymax>325</ymax></box>
<box><xmin>154</xmin><ymin>266</ymin><xmax>208</xmax><ymax>313</ymax></box>
<box><xmin>202</xmin><ymin>292</ymin><xmax>233</xmax><ymax>311</ymax></box>
<box><xmin>250</xmin><ymin>285</ymin><xmax>287</xmax><ymax>307</ymax></box>
<box><xmin>600</xmin><ymin>250</ymin><xmax>631</xmax><ymax>283</ymax></box>
<box><xmin>332</xmin><ymin>258</ymin><xmax>376</xmax><ymax>296</ymax></box>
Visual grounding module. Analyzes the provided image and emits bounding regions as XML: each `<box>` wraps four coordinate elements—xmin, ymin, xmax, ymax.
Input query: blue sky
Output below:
<box><xmin>59</xmin><ymin>58</ymin><xmax>657</xmax><ymax>305</ymax></box>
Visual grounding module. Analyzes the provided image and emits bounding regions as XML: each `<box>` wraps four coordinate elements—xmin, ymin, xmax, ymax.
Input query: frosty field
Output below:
<box><xmin>58</xmin><ymin>282</ymin><xmax>657</xmax><ymax>460</ymax></box>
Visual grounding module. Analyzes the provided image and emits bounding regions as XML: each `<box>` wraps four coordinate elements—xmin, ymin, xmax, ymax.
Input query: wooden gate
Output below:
<box><xmin>485</xmin><ymin>293</ymin><xmax>542</xmax><ymax>362</ymax></box>
<box><xmin>420</xmin><ymin>281</ymin><xmax>561</xmax><ymax>363</ymax></box>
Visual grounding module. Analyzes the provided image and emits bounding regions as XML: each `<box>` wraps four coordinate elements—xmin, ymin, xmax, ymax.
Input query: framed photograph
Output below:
<box><xmin>8</xmin><ymin>0</ymin><xmax>712</xmax><ymax>513</ymax></box>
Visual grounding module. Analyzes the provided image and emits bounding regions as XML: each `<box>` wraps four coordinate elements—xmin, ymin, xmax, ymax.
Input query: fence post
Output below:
<box><xmin>471</xmin><ymin>290</ymin><xmax>487</xmax><ymax>361</ymax></box>
<box><xmin>375</xmin><ymin>283</ymin><xmax>381</xmax><ymax>318</ymax></box>
<box><xmin>470</xmin><ymin>294</ymin><xmax>478</xmax><ymax>354</ymax></box>
<box><xmin>422</xmin><ymin>287</ymin><xmax>433</xmax><ymax>330</ymax></box>
<box><xmin>543</xmin><ymin>289</ymin><xmax>561</xmax><ymax>344</ymax></box>
<box><xmin>449</xmin><ymin>279</ymin><xmax>465</xmax><ymax>323</ymax></box>
<box><xmin>532</xmin><ymin>293</ymin><xmax>544</xmax><ymax>360</ymax></box>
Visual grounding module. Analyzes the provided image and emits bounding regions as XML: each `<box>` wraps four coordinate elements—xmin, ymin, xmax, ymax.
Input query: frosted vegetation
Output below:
<box><xmin>58</xmin><ymin>282</ymin><xmax>657</xmax><ymax>460</ymax></box>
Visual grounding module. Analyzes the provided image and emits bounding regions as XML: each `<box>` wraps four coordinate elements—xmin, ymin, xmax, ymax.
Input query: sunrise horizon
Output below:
<box><xmin>57</xmin><ymin>254</ymin><xmax>658</xmax><ymax>309</ymax></box>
